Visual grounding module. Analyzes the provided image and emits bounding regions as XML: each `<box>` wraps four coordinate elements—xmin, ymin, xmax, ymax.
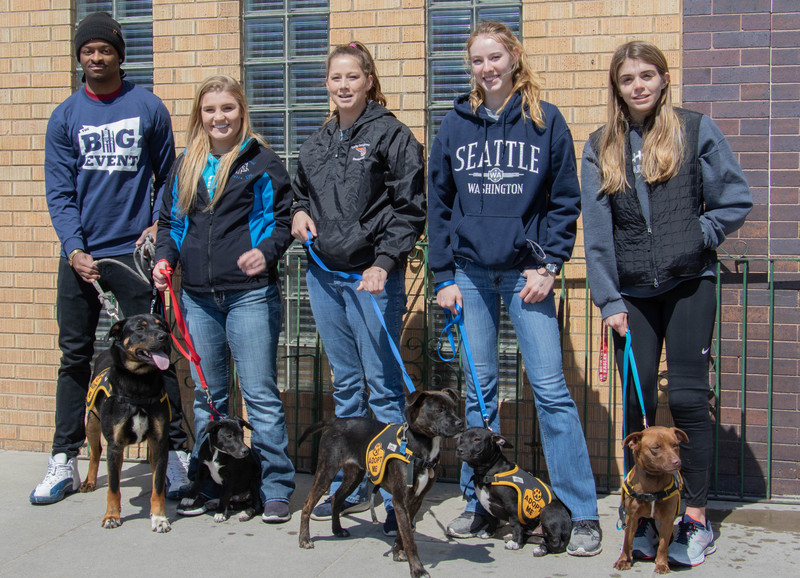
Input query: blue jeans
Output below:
<box><xmin>455</xmin><ymin>260</ymin><xmax>598</xmax><ymax>521</ymax></box>
<box><xmin>306</xmin><ymin>262</ymin><xmax>407</xmax><ymax>510</ymax></box>
<box><xmin>181</xmin><ymin>285</ymin><xmax>295</xmax><ymax>504</ymax></box>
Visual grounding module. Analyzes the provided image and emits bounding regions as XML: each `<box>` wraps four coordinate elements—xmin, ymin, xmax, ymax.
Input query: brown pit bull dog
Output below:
<box><xmin>614</xmin><ymin>426</ymin><xmax>688</xmax><ymax>574</ymax></box>
<box><xmin>298</xmin><ymin>388</ymin><xmax>463</xmax><ymax>578</ymax></box>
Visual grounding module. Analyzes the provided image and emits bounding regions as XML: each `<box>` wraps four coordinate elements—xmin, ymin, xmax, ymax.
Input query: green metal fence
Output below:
<box><xmin>163</xmin><ymin>242</ymin><xmax>795</xmax><ymax>502</ymax></box>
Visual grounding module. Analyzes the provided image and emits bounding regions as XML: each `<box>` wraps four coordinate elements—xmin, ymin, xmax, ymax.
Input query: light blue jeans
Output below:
<box><xmin>182</xmin><ymin>285</ymin><xmax>295</xmax><ymax>504</ymax></box>
<box><xmin>455</xmin><ymin>260</ymin><xmax>598</xmax><ymax>521</ymax></box>
<box><xmin>306</xmin><ymin>262</ymin><xmax>407</xmax><ymax>510</ymax></box>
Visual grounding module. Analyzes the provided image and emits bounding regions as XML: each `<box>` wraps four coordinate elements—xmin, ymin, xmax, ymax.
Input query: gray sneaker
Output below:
<box><xmin>446</xmin><ymin>511</ymin><xmax>490</xmax><ymax>539</ymax></box>
<box><xmin>262</xmin><ymin>500</ymin><xmax>291</xmax><ymax>524</ymax></box>
<box><xmin>310</xmin><ymin>496</ymin><xmax>369</xmax><ymax>521</ymax></box>
<box><xmin>567</xmin><ymin>519</ymin><xmax>603</xmax><ymax>556</ymax></box>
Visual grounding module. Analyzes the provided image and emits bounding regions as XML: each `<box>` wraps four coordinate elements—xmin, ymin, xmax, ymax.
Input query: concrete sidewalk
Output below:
<box><xmin>1</xmin><ymin>449</ymin><xmax>798</xmax><ymax>577</ymax></box>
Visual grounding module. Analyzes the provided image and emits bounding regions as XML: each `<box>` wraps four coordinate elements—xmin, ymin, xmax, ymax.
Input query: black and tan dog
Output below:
<box><xmin>615</xmin><ymin>426</ymin><xmax>687</xmax><ymax>574</ymax></box>
<box><xmin>79</xmin><ymin>313</ymin><xmax>173</xmax><ymax>533</ymax></box>
<box><xmin>456</xmin><ymin>427</ymin><xmax>572</xmax><ymax>556</ymax></box>
<box><xmin>180</xmin><ymin>417</ymin><xmax>261</xmax><ymax>522</ymax></box>
<box><xmin>298</xmin><ymin>389</ymin><xmax>463</xmax><ymax>578</ymax></box>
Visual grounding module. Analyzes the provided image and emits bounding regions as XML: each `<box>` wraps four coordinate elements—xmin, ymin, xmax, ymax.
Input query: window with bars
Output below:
<box><xmin>426</xmin><ymin>0</ymin><xmax>521</xmax><ymax>147</ymax></box>
<box><xmin>426</xmin><ymin>1</ymin><xmax>523</xmax><ymax>398</ymax></box>
<box><xmin>74</xmin><ymin>0</ymin><xmax>154</xmax><ymax>90</ymax></box>
<box><xmin>243</xmin><ymin>0</ymin><xmax>330</xmax><ymax>174</ymax></box>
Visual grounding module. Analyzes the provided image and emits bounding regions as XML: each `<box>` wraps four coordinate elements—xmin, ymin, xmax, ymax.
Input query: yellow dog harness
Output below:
<box><xmin>480</xmin><ymin>465</ymin><xmax>554</xmax><ymax>525</ymax></box>
<box><xmin>85</xmin><ymin>366</ymin><xmax>170</xmax><ymax>419</ymax></box>
<box><xmin>366</xmin><ymin>424</ymin><xmax>437</xmax><ymax>486</ymax></box>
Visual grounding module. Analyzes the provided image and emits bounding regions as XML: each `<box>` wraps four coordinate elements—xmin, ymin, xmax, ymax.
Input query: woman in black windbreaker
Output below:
<box><xmin>153</xmin><ymin>75</ymin><xmax>295</xmax><ymax>523</ymax></box>
<box><xmin>291</xmin><ymin>41</ymin><xmax>426</xmax><ymax>536</ymax></box>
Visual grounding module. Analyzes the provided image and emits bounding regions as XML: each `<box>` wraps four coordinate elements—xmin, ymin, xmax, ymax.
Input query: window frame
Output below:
<box><xmin>242</xmin><ymin>0</ymin><xmax>330</xmax><ymax>173</ymax></box>
<box><xmin>74</xmin><ymin>0</ymin><xmax>155</xmax><ymax>90</ymax></box>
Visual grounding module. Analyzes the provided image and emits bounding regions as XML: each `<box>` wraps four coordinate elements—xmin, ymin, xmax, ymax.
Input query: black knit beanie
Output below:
<box><xmin>74</xmin><ymin>12</ymin><xmax>125</xmax><ymax>63</ymax></box>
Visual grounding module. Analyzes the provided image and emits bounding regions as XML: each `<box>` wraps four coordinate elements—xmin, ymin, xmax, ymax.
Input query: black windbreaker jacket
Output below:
<box><xmin>291</xmin><ymin>101</ymin><xmax>426</xmax><ymax>273</ymax></box>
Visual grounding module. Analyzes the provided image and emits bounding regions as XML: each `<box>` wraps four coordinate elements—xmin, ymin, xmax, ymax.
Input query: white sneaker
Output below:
<box><xmin>30</xmin><ymin>453</ymin><xmax>80</xmax><ymax>505</ymax></box>
<box><xmin>166</xmin><ymin>450</ymin><xmax>191</xmax><ymax>500</ymax></box>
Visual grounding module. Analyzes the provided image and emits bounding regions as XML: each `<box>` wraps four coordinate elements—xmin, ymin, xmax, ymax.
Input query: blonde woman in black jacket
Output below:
<box><xmin>291</xmin><ymin>42</ymin><xmax>426</xmax><ymax>536</ymax></box>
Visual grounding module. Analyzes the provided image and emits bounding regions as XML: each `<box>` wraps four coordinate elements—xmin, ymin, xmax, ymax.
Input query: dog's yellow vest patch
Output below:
<box><xmin>86</xmin><ymin>367</ymin><xmax>112</xmax><ymax>411</ymax></box>
<box><xmin>366</xmin><ymin>424</ymin><xmax>411</xmax><ymax>485</ymax></box>
<box><xmin>489</xmin><ymin>465</ymin><xmax>553</xmax><ymax>525</ymax></box>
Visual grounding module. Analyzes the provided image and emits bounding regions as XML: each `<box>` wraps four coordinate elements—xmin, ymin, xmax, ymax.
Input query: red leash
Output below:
<box><xmin>599</xmin><ymin>330</ymin><xmax>609</xmax><ymax>383</ymax></box>
<box><xmin>159</xmin><ymin>266</ymin><xmax>223</xmax><ymax>420</ymax></box>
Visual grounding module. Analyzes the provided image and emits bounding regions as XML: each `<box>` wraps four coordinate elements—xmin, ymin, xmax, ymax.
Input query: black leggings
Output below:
<box><xmin>613</xmin><ymin>277</ymin><xmax>716</xmax><ymax>508</ymax></box>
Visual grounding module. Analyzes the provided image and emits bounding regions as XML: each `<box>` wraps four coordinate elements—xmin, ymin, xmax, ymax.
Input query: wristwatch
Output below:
<box><xmin>544</xmin><ymin>263</ymin><xmax>561</xmax><ymax>276</ymax></box>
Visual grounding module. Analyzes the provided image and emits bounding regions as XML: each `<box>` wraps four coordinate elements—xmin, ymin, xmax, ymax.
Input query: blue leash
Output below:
<box><xmin>622</xmin><ymin>329</ymin><xmax>648</xmax><ymax>436</ymax></box>
<box><xmin>303</xmin><ymin>232</ymin><xmax>416</xmax><ymax>394</ymax></box>
<box><xmin>435</xmin><ymin>281</ymin><xmax>491</xmax><ymax>430</ymax></box>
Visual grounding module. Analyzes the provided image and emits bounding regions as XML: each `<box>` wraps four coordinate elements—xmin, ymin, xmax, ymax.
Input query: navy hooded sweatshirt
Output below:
<box><xmin>428</xmin><ymin>92</ymin><xmax>581</xmax><ymax>286</ymax></box>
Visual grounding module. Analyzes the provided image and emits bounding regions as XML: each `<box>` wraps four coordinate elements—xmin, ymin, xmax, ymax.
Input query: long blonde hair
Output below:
<box><xmin>324</xmin><ymin>41</ymin><xmax>386</xmax><ymax>124</ymax></box>
<box><xmin>177</xmin><ymin>75</ymin><xmax>263</xmax><ymax>215</ymax></box>
<box><xmin>597</xmin><ymin>41</ymin><xmax>684</xmax><ymax>194</ymax></box>
<box><xmin>466</xmin><ymin>21</ymin><xmax>544</xmax><ymax>129</ymax></box>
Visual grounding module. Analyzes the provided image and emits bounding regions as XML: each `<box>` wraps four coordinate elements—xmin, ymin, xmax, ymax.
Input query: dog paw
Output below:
<box><xmin>299</xmin><ymin>538</ymin><xmax>315</xmax><ymax>549</ymax></box>
<box><xmin>214</xmin><ymin>513</ymin><xmax>229</xmax><ymax>523</ymax></box>
<box><xmin>151</xmin><ymin>514</ymin><xmax>172</xmax><ymax>533</ymax></box>
<box><xmin>505</xmin><ymin>539</ymin><xmax>521</xmax><ymax>550</ymax></box>
<box><xmin>613</xmin><ymin>558</ymin><xmax>632</xmax><ymax>571</ymax></box>
<box><xmin>654</xmin><ymin>563</ymin><xmax>671</xmax><ymax>574</ymax></box>
<box><xmin>101</xmin><ymin>516</ymin><xmax>121</xmax><ymax>529</ymax></box>
<box><xmin>531</xmin><ymin>543</ymin><xmax>548</xmax><ymax>557</ymax></box>
<box><xmin>333</xmin><ymin>528</ymin><xmax>350</xmax><ymax>538</ymax></box>
<box><xmin>392</xmin><ymin>549</ymin><xmax>408</xmax><ymax>562</ymax></box>
<box><xmin>79</xmin><ymin>481</ymin><xmax>96</xmax><ymax>493</ymax></box>
<box><xmin>238</xmin><ymin>510</ymin><xmax>255</xmax><ymax>522</ymax></box>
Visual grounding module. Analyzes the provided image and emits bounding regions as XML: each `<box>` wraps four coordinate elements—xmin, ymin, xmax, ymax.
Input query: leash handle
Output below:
<box><xmin>303</xmin><ymin>232</ymin><xmax>416</xmax><ymax>394</ymax></box>
<box><xmin>598</xmin><ymin>330</ymin><xmax>609</xmax><ymax>382</ymax></box>
<box><xmin>440</xmin><ymin>303</ymin><xmax>491</xmax><ymax>430</ymax></box>
<box><xmin>159</xmin><ymin>266</ymin><xmax>223</xmax><ymax>420</ymax></box>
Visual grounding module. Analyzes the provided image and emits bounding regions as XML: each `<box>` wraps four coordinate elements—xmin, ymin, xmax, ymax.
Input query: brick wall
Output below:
<box><xmin>0</xmin><ymin>0</ymin><xmax>797</xmax><ymax>498</ymax></box>
<box><xmin>682</xmin><ymin>0</ymin><xmax>800</xmax><ymax>497</ymax></box>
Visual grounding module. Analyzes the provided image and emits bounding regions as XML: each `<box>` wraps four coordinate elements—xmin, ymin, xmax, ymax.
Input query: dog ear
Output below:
<box><xmin>108</xmin><ymin>318</ymin><xmax>126</xmax><ymax>340</ymax></box>
<box><xmin>236</xmin><ymin>416</ymin><xmax>254</xmax><ymax>431</ymax></box>
<box><xmin>622</xmin><ymin>431</ymin><xmax>643</xmax><ymax>451</ymax></box>
<box><xmin>672</xmin><ymin>427</ymin><xmax>689</xmax><ymax>444</ymax></box>
<box><xmin>203</xmin><ymin>421</ymin><xmax>221</xmax><ymax>435</ymax></box>
<box><xmin>492</xmin><ymin>432</ymin><xmax>513</xmax><ymax>449</ymax></box>
<box><xmin>441</xmin><ymin>387</ymin><xmax>460</xmax><ymax>404</ymax></box>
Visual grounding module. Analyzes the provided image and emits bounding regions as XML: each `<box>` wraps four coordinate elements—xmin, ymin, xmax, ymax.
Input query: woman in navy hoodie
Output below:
<box><xmin>428</xmin><ymin>21</ymin><xmax>601</xmax><ymax>555</ymax></box>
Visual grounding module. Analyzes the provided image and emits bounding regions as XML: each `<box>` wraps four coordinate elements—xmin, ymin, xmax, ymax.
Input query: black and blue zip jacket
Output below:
<box><xmin>155</xmin><ymin>138</ymin><xmax>293</xmax><ymax>291</ymax></box>
<box><xmin>428</xmin><ymin>92</ymin><xmax>581</xmax><ymax>285</ymax></box>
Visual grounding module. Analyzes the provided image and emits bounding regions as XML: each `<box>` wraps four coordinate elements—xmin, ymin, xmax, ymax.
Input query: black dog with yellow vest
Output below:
<box><xmin>456</xmin><ymin>427</ymin><xmax>572</xmax><ymax>556</ymax></box>
<box><xmin>80</xmin><ymin>313</ymin><xmax>173</xmax><ymax>533</ymax></box>
<box><xmin>298</xmin><ymin>388</ymin><xmax>463</xmax><ymax>578</ymax></box>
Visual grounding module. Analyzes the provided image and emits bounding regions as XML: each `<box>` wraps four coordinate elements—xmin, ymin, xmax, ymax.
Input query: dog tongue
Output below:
<box><xmin>151</xmin><ymin>352</ymin><xmax>170</xmax><ymax>371</ymax></box>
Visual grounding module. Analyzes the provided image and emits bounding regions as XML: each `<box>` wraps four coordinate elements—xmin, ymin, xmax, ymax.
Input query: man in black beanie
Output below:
<box><xmin>32</xmin><ymin>12</ymin><xmax>192</xmax><ymax>510</ymax></box>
